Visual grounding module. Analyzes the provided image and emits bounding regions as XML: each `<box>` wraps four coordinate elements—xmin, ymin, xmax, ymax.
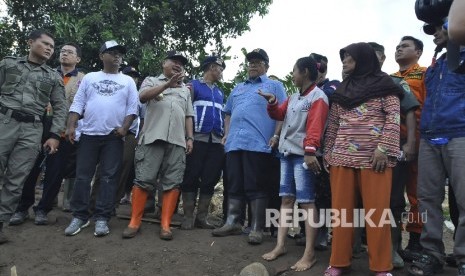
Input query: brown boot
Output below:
<box><xmin>122</xmin><ymin>186</ymin><xmax>148</xmax><ymax>239</ymax></box>
<box><xmin>160</xmin><ymin>189</ymin><xmax>180</xmax><ymax>240</ymax></box>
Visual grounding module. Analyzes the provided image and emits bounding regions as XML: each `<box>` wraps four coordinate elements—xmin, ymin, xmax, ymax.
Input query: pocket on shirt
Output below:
<box><xmin>2</xmin><ymin>72</ymin><xmax>22</xmax><ymax>95</ymax></box>
<box><xmin>36</xmin><ymin>80</ymin><xmax>53</xmax><ymax>106</ymax></box>
<box><xmin>173</xmin><ymin>93</ymin><xmax>188</xmax><ymax>111</ymax></box>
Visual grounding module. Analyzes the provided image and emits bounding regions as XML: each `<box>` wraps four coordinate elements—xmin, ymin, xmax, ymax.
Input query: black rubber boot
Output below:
<box><xmin>392</xmin><ymin>225</ymin><xmax>404</xmax><ymax>268</ymax></box>
<box><xmin>400</xmin><ymin>232</ymin><xmax>423</xmax><ymax>263</ymax></box>
<box><xmin>212</xmin><ymin>198</ymin><xmax>243</xmax><ymax>237</ymax></box>
<box><xmin>247</xmin><ymin>198</ymin><xmax>267</xmax><ymax>245</ymax></box>
<box><xmin>195</xmin><ymin>194</ymin><xmax>214</xmax><ymax>229</ymax></box>
<box><xmin>181</xmin><ymin>192</ymin><xmax>196</xmax><ymax>230</ymax></box>
<box><xmin>0</xmin><ymin>222</ymin><xmax>8</xmax><ymax>244</ymax></box>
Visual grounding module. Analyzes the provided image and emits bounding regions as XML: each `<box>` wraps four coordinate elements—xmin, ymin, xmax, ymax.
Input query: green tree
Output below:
<box><xmin>1</xmin><ymin>0</ymin><xmax>272</xmax><ymax>77</ymax></box>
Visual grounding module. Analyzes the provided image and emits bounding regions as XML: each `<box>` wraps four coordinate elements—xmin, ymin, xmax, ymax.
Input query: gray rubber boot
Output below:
<box><xmin>195</xmin><ymin>194</ymin><xmax>214</xmax><ymax>229</ymax></box>
<box><xmin>62</xmin><ymin>178</ymin><xmax>75</xmax><ymax>212</ymax></box>
<box><xmin>248</xmin><ymin>198</ymin><xmax>268</xmax><ymax>245</ymax></box>
<box><xmin>212</xmin><ymin>198</ymin><xmax>243</xmax><ymax>237</ymax></box>
<box><xmin>392</xmin><ymin>225</ymin><xmax>404</xmax><ymax>268</ymax></box>
<box><xmin>181</xmin><ymin>192</ymin><xmax>196</xmax><ymax>230</ymax></box>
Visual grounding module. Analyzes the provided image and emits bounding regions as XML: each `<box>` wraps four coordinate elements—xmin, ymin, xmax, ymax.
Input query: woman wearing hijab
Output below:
<box><xmin>323</xmin><ymin>42</ymin><xmax>402</xmax><ymax>276</ymax></box>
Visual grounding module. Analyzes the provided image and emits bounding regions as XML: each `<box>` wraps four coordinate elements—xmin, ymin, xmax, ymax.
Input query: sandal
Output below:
<box><xmin>323</xmin><ymin>266</ymin><xmax>345</xmax><ymax>276</ymax></box>
<box><xmin>375</xmin><ymin>272</ymin><xmax>392</xmax><ymax>276</ymax></box>
<box><xmin>407</xmin><ymin>253</ymin><xmax>443</xmax><ymax>276</ymax></box>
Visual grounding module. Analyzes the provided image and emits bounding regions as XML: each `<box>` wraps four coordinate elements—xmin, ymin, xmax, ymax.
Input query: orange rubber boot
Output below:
<box><xmin>160</xmin><ymin>188</ymin><xmax>180</xmax><ymax>240</ymax></box>
<box><xmin>122</xmin><ymin>186</ymin><xmax>148</xmax><ymax>238</ymax></box>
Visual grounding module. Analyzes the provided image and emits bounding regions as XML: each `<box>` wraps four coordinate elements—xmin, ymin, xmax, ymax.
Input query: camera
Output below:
<box><xmin>415</xmin><ymin>0</ymin><xmax>465</xmax><ymax>74</ymax></box>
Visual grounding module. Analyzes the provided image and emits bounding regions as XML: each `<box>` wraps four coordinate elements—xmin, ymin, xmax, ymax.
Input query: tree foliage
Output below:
<box><xmin>1</xmin><ymin>0</ymin><xmax>272</xmax><ymax>79</ymax></box>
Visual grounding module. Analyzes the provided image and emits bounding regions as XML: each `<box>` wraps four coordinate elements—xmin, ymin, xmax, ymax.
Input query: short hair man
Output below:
<box><xmin>408</xmin><ymin>22</ymin><xmax>465</xmax><ymax>276</ymax></box>
<box><xmin>180</xmin><ymin>56</ymin><xmax>226</xmax><ymax>230</ymax></box>
<box><xmin>212</xmin><ymin>48</ymin><xmax>286</xmax><ymax>244</ymax></box>
<box><xmin>64</xmin><ymin>40</ymin><xmax>139</xmax><ymax>237</ymax></box>
<box><xmin>122</xmin><ymin>50</ymin><xmax>194</xmax><ymax>240</ymax></box>
<box><xmin>0</xmin><ymin>29</ymin><xmax>67</xmax><ymax>244</ymax></box>
<box><xmin>391</xmin><ymin>36</ymin><xmax>427</xmax><ymax>265</ymax></box>
<box><xmin>8</xmin><ymin>42</ymin><xmax>86</xmax><ymax>226</ymax></box>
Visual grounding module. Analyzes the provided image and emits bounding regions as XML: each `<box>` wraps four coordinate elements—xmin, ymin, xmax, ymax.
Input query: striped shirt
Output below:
<box><xmin>324</xmin><ymin>95</ymin><xmax>400</xmax><ymax>168</ymax></box>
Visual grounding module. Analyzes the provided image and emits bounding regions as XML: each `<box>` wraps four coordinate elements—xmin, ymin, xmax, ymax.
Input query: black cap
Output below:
<box><xmin>122</xmin><ymin>66</ymin><xmax>141</xmax><ymax>77</ymax></box>
<box><xmin>201</xmin><ymin>56</ymin><xmax>226</xmax><ymax>70</ymax></box>
<box><xmin>246</xmin><ymin>48</ymin><xmax>269</xmax><ymax>63</ymax></box>
<box><xmin>165</xmin><ymin>50</ymin><xmax>188</xmax><ymax>66</ymax></box>
<box><xmin>99</xmin><ymin>40</ymin><xmax>127</xmax><ymax>54</ymax></box>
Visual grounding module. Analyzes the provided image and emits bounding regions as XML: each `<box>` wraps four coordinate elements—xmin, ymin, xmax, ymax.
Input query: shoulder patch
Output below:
<box><xmin>404</xmin><ymin>72</ymin><xmax>424</xmax><ymax>81</ymax></box>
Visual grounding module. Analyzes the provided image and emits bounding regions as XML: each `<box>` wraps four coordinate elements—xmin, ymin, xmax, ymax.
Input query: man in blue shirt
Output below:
<box><xmin>180</xmin><ymin>56</ymin><xmax>226</xmax><ymax>230</ymax></box>
<box><xmin>212</xmin><ymin>48</ymin><xmax>286</xmax><ymax>244</ymax></box>
<box><xmin>408</xmin><ymin>22</ymin><xmax>465</xmax><ymax>276</ymax></box>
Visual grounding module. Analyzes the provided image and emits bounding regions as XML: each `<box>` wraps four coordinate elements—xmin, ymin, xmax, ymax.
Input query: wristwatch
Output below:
<box><xmin>186</xmin><ymin>136</ymin><xmax>194</xmax><ymax>142</ymax></box>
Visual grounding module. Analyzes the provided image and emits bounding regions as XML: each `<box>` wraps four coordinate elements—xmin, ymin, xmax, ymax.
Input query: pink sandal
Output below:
<box><xmin>324</xmin><ymin>266</ymin><xmax>343</xmax><ymax>276</ymax></box>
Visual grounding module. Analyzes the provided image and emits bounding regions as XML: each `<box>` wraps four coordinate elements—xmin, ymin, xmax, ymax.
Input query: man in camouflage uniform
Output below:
<box><xmin>0</xmin><ymin>30</ymin><xmax>67</xmax><ymax>244</ymax></box>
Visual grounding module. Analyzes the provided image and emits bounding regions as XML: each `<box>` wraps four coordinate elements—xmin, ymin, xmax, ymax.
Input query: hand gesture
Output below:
<box><xmin>257</xmin><ymin>89</ymin><xmax>276</xmax><ymax>103</ymax></box>
<box><xmin>167</xmin><ymin>72</ymin><xmax>184</xmax><ymax>88</ymax></box>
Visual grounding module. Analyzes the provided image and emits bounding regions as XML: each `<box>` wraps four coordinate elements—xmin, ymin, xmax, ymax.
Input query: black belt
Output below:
<box><xmin>0</xmin><ymin>105</ymin><xmax>41</xmax><ymax>123</ymax></box>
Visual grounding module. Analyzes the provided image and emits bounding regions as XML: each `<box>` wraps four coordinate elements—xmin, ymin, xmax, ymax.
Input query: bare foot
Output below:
<box><xmin>262</xmin><ymin>246</ymin><xmax>287</xmax><ymax>261</ymax></box>
<box><xmin>291</xmin><ymin>256</ymin><xmax>317</xmax><ymax>272</ymax></box>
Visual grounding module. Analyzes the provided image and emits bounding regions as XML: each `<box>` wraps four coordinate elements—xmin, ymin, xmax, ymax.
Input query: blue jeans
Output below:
<box><xmin>279</xmin><ymin>155</ymin><xmax>316</xmax><ymax>203</ymax></box>
<box><xmin>71</xmin><ymin>134</ymin><xmax>123</xmax><ymax>221</ymax></box>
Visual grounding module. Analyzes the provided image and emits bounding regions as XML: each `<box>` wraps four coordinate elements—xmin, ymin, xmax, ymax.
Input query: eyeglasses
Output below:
<box><xmin>60</xmin><ymin>49</ymin><xmax>76</xmax><ymax>55</ymax></box>
<box><xmin>246</xmin><ymin>60</ymin><xmax>265</xmax><ymax>67</ymax></box>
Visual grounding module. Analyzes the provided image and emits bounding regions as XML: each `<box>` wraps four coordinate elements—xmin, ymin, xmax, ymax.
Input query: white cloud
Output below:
<box><xmin>222</xmin><ymin>0</ymin><xmax>438</xmax><ymax>82</ymax></box>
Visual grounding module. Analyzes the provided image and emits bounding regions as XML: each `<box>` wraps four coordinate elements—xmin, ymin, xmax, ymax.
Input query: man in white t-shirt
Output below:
<box><xmin>63</xmin><ymin>40</ymin><xmax>139</xmax><ymax>237</ymax></box>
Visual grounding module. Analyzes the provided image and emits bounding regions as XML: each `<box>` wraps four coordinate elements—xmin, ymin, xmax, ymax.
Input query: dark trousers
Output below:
<box><xmin>71</xmin><ymin>134</ymin><xmax>123</xmax><ymax>221</ymax></box>
<box><xmin>390</xmin><ymin>160</ymin><xmax>409</xmax><ymax>224</ymax></box>
<box><xmin>181</xmin><ymin>140</ymin><xmax>224</xmax><ymax>196</ymax></box>
<box><xmin>16</xmin><ymin>138</ymin><xmax>76</xmax><ymax>214</ymax></box>
<box><xmin>225</xmin><ymin>150</ymin><xmax>279</xmax><ymax>201</ymax></box>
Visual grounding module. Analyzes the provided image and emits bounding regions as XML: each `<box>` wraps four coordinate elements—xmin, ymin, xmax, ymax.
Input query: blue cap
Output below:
<box><xmin>201</xmin><ymin>56</ymin><xmax>226</xmax><ymax>70</ymax></box>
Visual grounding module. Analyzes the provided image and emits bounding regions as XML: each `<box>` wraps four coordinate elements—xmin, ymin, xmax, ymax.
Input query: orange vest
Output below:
<box><xmin>392</xmin><ymin>63</ymin><xmax>427</xmax><ymax>146</ymax></box>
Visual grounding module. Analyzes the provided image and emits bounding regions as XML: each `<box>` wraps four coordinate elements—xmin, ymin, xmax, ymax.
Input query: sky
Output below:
<box><xmin>221</xmin><ymin>0</ymin><xmax>438</xmax><ymax>82</ymax></box>
<box><xmin>1</xmin><ymin>0</ymin><xmax>438</xmax><ymax>82</ymax></box>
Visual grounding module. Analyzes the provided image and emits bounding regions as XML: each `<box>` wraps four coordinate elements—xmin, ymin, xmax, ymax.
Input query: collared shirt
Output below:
<box><xmin>224</xmin><ymin>74</ymin><xmax>287</xmax><ymax>153</ymax></box>
<box><xmin>57</xmin><ymin>67</ymin><xmax>79</xmax><ymax>85</ymax></box>
<box><xmin>69</xmin><ymin>71</ymin><xmax>139</xmax><ymax>136</ymax></box>
<box><xmin>0</xmin><ymin>56</ymin><xmax>67</xmax><ymax>136</ymax></box>
<box><xmin>139</xmin><ymin>74</ymin><xmax>195</xmax><ymax>148</ymax></box>
<box><xmin>55</xmin><ymin>66</ymin><xmax>85</xmax><ymax>110</ymax></box>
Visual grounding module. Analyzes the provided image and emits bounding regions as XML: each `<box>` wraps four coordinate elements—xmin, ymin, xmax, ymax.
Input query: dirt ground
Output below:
<box><xmin>0</xmin><ymin>186</ymin><xmax>457</xmax><ymax>276</ymax></box>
